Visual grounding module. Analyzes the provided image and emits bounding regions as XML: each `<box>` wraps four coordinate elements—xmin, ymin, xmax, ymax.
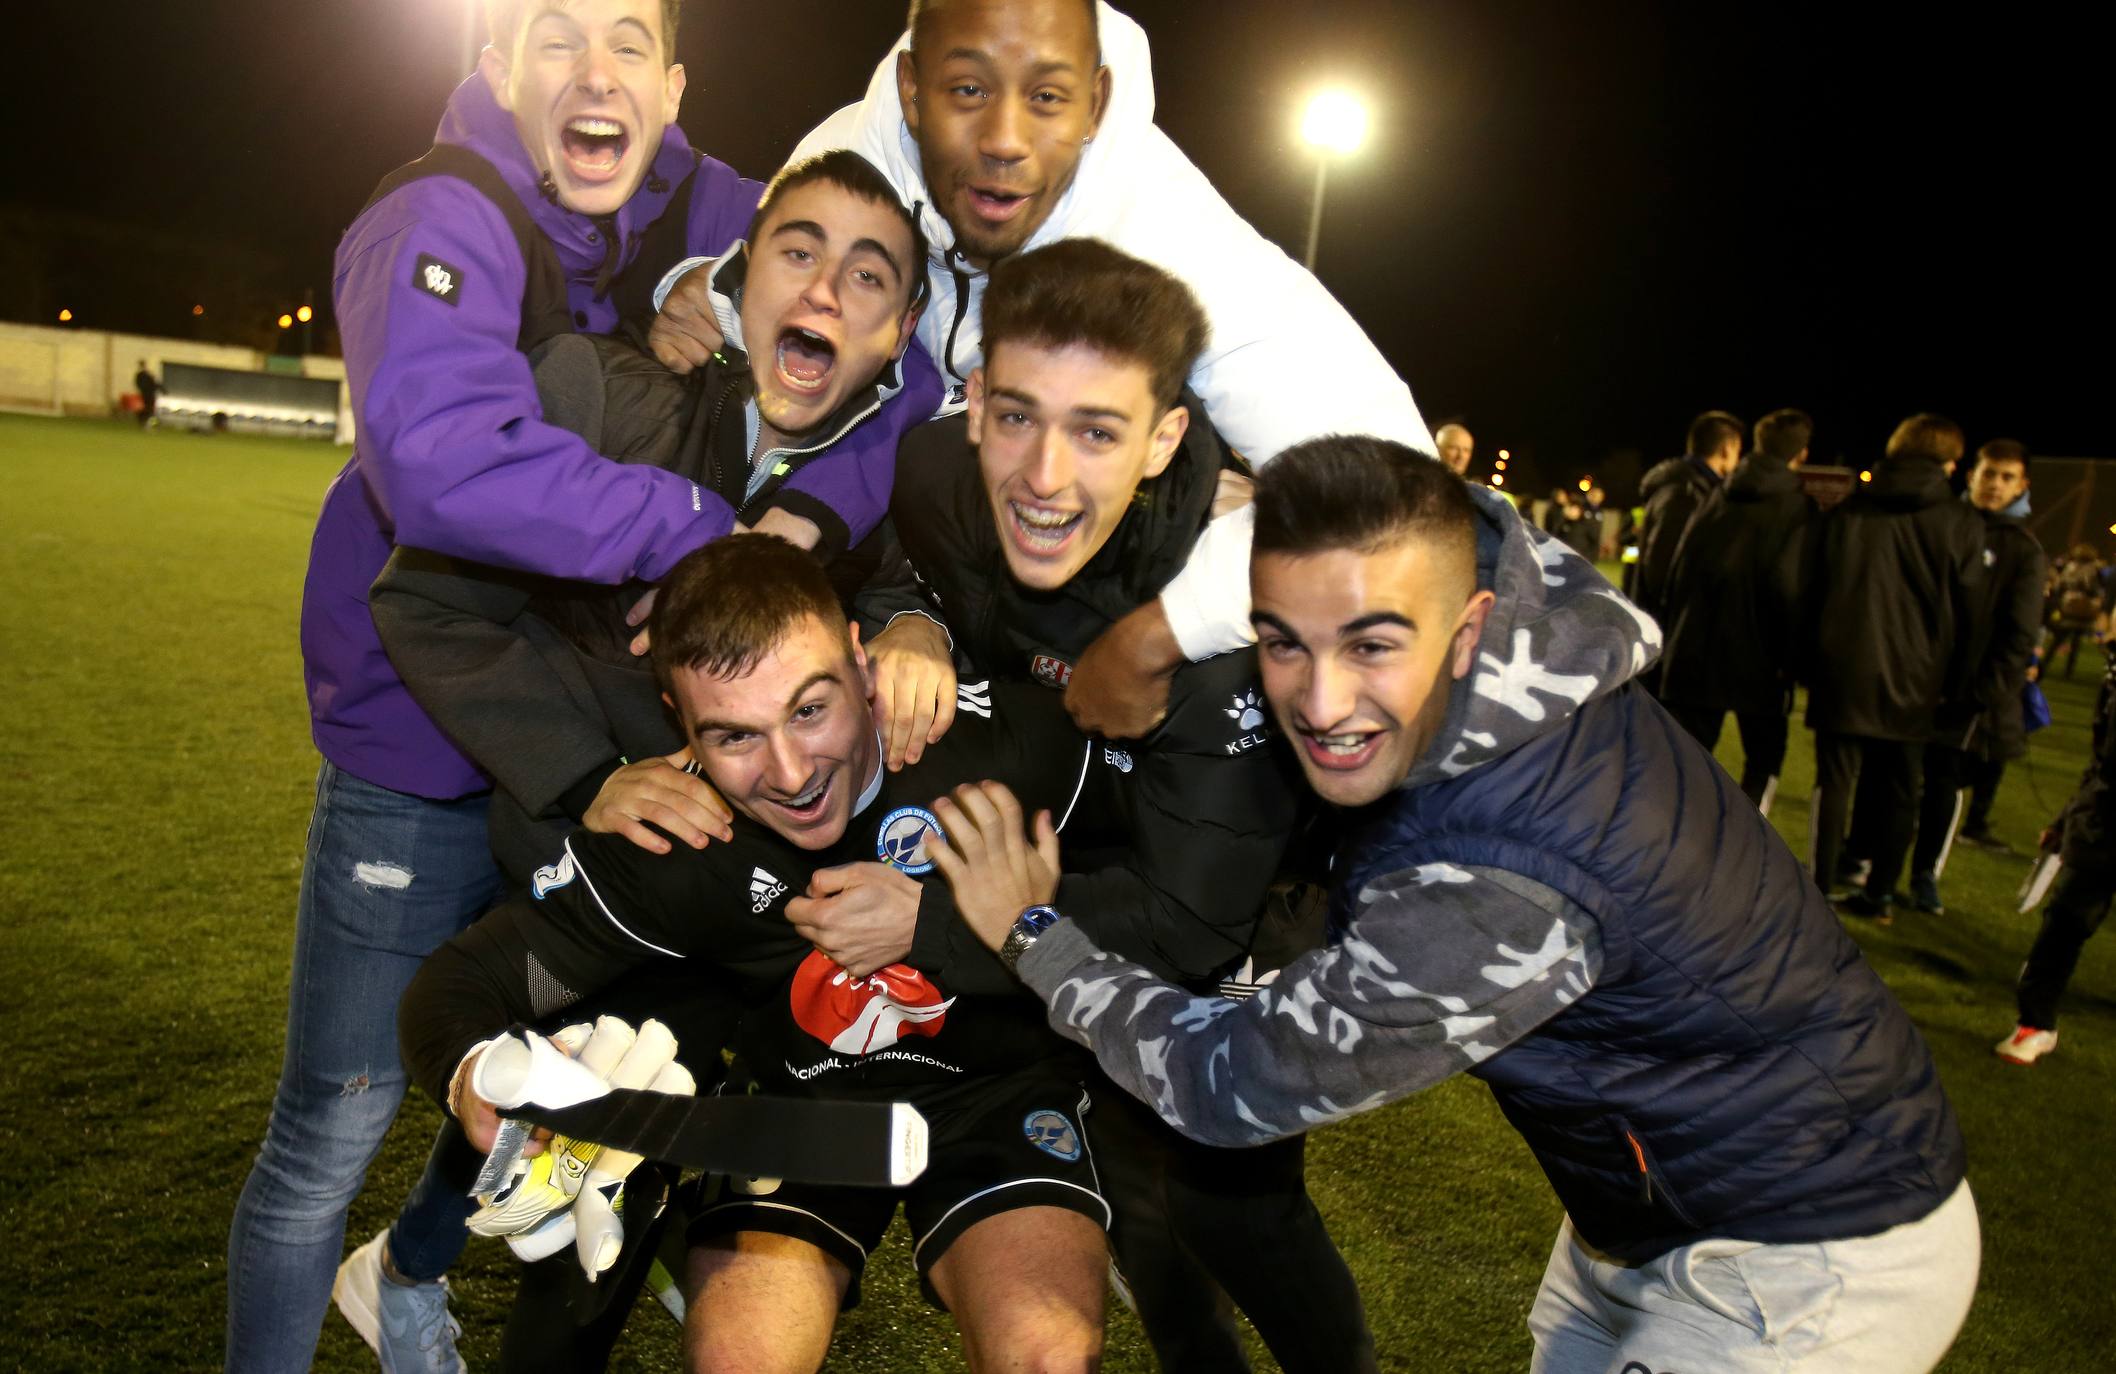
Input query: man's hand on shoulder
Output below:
<box><xmin>584</xmin><ymin>750</ymin><xmax>734</xmax><ymax>852</ymax></box>
<box><xmin>787</xmin><ymin>863</ymin><xmax>921</xmax><ymax>977</ymax></box>
<box><xmin>1066</xmin><ymin>601</ymin><xmax>1184</xmax><ymax>740</ymax></box>
<box><xmin>648</xmin><ymin>263</ymin><xmax>725</xmax><ymax>374</ymax></box>
<box><xmin>929</xmin><ymin>782</ymin><xmax>1061</xmax><ymax>955</ymax></box>
<box><xmin>869</xmin><ymin>615</ymin><xmax>958</xmax><ymax>771</ymax></box>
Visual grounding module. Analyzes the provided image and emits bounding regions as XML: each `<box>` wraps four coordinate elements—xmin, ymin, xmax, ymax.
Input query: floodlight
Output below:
<box><xmin>1302</xmin><ymin>90</ymin><xmax>1371</xmax><ymax>156</ymax></box>
<box><xmin>278</xmin><ymin>314</ymin><xmax>294</xmax><ymax>329</ymax></box>
<box><xmin>58</xmin><ymin>309</ymin><xmax>72</xmax><ymax>323</ymax></box>
<box><xmin>297</xmin><ymin>305</ymin><xmax>314</xmax><ymax>323</ymax></box>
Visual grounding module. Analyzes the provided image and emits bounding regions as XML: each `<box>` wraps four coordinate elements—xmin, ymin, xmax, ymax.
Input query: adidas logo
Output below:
<box><xmin>956</xmin><ymin>679</ymin><xmax>992</xmax><ymax>718</ymax></box>
<box><xmin>750</xmin><ymin>866</ymin><xmax>789</xmax><ymax>914</ymax></box>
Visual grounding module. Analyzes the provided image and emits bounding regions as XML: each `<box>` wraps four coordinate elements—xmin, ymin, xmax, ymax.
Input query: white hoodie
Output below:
<box><xmin>788</xmin><ymin>2</ymin><xmax>1434</xmax><ymax>657</ymax></box>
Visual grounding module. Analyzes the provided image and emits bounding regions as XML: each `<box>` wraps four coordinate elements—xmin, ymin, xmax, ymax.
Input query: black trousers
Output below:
<box><xmin>1666</xmin><ymin>702</ymin><xmax>1790</xmax><ymax>809</ymax></box>
<box><xmin>1093</xmin><ymin>1082</ymin><xmax>1377</xmax><ymax>1373</ymax></box>
<box><xmin>1907</xmin><ymin>746</ymin><xmax>2009</xmax><ymax>877</ymax></box>
<box><xmin>1812</xmin><ymin>732</ymin><xmax>1923</xmax><ymax>898</ymax></box>
<box><xmin>2018</xmin><ymin>865</ymin><xmax>2116</xmax><ymax>1029</ymax></box>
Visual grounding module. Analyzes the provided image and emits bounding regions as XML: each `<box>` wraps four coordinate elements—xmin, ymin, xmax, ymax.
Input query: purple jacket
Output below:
<box><xmin>303</xmin><ymin>77</ymin><xmax>937</xmax><ymax>799</ymax></box>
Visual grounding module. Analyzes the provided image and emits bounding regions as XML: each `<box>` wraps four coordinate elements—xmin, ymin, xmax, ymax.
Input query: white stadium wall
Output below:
<box><xmin>0</xmin><ymin>321</ymin><xmax>353</xmax><ymax>443</ymax></box>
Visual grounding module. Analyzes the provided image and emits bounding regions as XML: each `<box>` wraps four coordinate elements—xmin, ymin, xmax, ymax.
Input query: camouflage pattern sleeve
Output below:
<box><xmin>1016</xmin><ymin>862</ymin><xmax>1603</xmax><ymax>1147</ymax></box>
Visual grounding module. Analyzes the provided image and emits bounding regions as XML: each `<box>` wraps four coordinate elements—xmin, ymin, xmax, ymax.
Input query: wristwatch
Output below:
<box><xmin>998</xmin><ymin>904</ymin><xmax>1066</xmax><ymax>974</ymax></box>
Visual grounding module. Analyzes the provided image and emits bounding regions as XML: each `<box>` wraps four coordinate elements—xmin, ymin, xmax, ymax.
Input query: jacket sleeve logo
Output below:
<box><xmin>414</xmin><ymin>252</ymin><xmax>463</xmax><ymax>305</ymax></box>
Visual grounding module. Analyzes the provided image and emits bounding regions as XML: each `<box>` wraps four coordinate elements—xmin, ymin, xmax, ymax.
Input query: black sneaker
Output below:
<box><xmin>1839</xmin><ymin>890</ymin><xmax>1894</xmax><ymax>925</ymax></box>
<box><xmin>1957</xmin><ymin>828</ymin><xmax>2016</xmax><ymax>856</ymax></box>
<box><xmin>1911</xmin><ymin>872</ymin><xmax>1945</xmax><ymax>915</ymax></box>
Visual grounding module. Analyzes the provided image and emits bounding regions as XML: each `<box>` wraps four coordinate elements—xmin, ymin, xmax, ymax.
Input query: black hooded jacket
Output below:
<box><xmin>1659</xmin><ymin>454</ymin><xmax>1814</xmax><ymax>716</ymax></box>
<box><xmin>1801</xmin><ymin>454</ymin><xmax>1987</xmax><ymax>741</ymax></box>
<box><xmin>1633</xmin><ymin>454</ymin><xmax>1720</xmax><ymax>625</ymax></box>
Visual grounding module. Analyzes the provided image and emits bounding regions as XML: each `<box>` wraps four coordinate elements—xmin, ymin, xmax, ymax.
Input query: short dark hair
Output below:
<box><xmin>1253</xmin><ymin>436</ymin><xmax>1477</xmax><ymax>588</ymax></box>
<box><xmin>981</xmin><ymin>238</ymin><xmax>1208</xmax><ymax>408</ymax></box>
<box><xmin>1753</xmin><ymin>408</ymin><xmax>1813</xmax><ymax>464</ymax></box>
<box><xmin>1885</xmin><ymin>413</ymin><xmax>1966</xmax><ymax>468</ymax></box>
<box><xmin>908</xmin><ymin>0</ymin><xmax>1099</xmax><ymax>62</ymax></box>
<box><xmin>1687</xmin><ymin>410</ymin><xmax>1745</xmax><ymax>458</ymax></box>
<box><xmin>748</xmin><ymin>150</ymin><xmax>930</xmax><ymax>312</ymax></box>
<box><xmin>1977</xmin><ymin>437</ymin><xmax>2031</xmax><ymax>474</ymax></box>
<box><xmin>649</xmin><ymin>535</ymin><xmax>851</xmax><ymax>697</ymax></box>
<box><xmin>488</xmin><ymin>0</ymin><xmax>681</xmax><ymax>59</ymax></box>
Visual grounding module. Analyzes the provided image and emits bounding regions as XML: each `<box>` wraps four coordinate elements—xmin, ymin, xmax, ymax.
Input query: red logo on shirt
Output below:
<box><xmin>1032</xmin><ymin>654</ymin><xmax>1074</xmax><ymax>689</ymax></box>
<box><xmin>789</xmin><ymin>950</ymin><xmax>954</xmax><ymax>1055</ymax></box>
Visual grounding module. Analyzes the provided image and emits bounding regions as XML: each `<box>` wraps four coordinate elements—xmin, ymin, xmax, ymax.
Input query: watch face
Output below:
<box><xmin>1020</xmin><ymin>905</ymin><xmax>1063</xmax><ymax>934</ymax></box>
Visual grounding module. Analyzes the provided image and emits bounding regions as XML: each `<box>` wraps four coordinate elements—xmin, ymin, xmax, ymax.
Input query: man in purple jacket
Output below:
<box><xmin>225</xmin><ymin>3</ymin><xmax>938</xmax><ymax>1369</ymax></box>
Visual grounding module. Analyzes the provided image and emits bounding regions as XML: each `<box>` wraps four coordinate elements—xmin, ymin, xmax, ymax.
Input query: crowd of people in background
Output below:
<box><xmin>1494</xmin><ymin>405</ymin><xmax>2113</xmax><ymax>1071</ymax></box>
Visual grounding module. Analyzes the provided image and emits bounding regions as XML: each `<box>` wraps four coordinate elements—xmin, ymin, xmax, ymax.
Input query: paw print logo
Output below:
<box><xmin>1226</xmin><ymin>689</ymin><xmax>1266</xmax><ymax>732</ymax></box>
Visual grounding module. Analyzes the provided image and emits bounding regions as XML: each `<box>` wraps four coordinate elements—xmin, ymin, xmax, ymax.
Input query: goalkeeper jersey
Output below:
<box><xmin>401</xmin><ymin>679</ymin><xmax>1117</xmax><ymax>1107</ymax></box>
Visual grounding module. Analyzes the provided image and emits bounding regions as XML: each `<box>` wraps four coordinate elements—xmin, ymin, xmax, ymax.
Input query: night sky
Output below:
<box><xmin>20</xmin><ymin>1</ymin><xmax>2105</xmax><ymax>495</ymax></box>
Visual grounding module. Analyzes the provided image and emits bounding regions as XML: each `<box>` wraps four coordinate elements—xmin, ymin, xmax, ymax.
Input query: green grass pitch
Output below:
<box><xmin>3</xmin><ymin>415</ymin><xmax>2111</xmax><ymax>1371</ymax></box>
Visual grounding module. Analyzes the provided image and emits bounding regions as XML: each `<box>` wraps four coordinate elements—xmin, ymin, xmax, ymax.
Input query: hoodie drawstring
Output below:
<box><xmin>940</xmin><ymin>246</ymin><xmax>975</xmax><ymax>385</ymax></box>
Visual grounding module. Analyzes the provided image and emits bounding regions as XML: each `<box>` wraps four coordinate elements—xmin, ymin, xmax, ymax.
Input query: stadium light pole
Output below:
<box><xmin>1300</xmin><ymin>89</ymin><xmax>1371</xmax><ymax>274</ymax></box>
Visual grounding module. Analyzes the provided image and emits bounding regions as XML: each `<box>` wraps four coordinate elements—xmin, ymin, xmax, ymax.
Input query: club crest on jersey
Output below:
<box><xmin>1031</xmin><ymin>654</ymin><xmax>1074</xmax><ymax>689</ymax></box>
<box><xmin>1023</xmin><ymin>1109</ymin><xmax>1082</xmax><ymax>1162</ymax></box>
<box><xmin>1103</xmin><ymin>746</ymin><xmax>1133</xmax><ymax>774</ymax></box>
<box><xmin>790</xmin><ymin>950</ymin><xmax>954</xmax><ymax>1055</ymax></box>
<box><xmin>877</xmin><ymin>805</ymin><xmax>944</xmax><ymax>874</ymax></box>
<box><xmin>531</xmin><ymin>852</ymin><xmax>577</xmax><ymax>898</ymax></box>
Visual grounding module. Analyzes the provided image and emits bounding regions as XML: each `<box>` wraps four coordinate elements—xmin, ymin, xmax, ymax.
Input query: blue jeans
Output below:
<box><xmin>226</xmin><ymin>762</ymin><xmax>505</xmax><ymax>1372</ymax></box>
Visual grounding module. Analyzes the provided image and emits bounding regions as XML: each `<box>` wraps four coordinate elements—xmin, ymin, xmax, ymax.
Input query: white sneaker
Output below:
<box><xmin>332</xmin><ymin>1228</ymin><xmax>466</xmax><ymax>1373</ymax></box>
<box><xmin>1994</xmin><ymin>1025</ymin><xmax>2059</xmax><ymax>1065</ymax></box>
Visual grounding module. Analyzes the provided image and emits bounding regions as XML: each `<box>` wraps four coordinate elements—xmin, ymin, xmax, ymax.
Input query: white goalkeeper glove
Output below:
<box><xmin>465</xmin><ymin>1015</ymin><xmax>694</xmax><ymax>1273</ymax></box>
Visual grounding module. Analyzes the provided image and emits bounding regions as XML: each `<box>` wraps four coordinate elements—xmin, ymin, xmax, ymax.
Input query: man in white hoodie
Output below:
<box><xmin>650</xmin><ymin>0</ymin><xmax>1430</xmax><ymax>735</ymax></box>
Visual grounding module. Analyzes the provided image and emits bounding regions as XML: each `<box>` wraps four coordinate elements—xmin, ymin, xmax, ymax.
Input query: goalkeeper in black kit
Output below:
<box><xmin>401</xmin><ymin>535</ymin><xmax>1145</xmax><ymax>1372</ymax></box>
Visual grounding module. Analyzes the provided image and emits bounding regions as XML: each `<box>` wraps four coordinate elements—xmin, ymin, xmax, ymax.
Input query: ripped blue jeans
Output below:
<box><xmin>226</xmin><ymin>761</ymin><xmax>505</xmax><ymax>1372</ymax></box>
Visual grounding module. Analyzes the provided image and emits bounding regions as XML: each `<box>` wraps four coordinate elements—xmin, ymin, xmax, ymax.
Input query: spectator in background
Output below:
<box><xmin>1583</xmin><ymin>484</ymin><xmax>1615</xmax><ymax>559</ymax></box>
<box><xmin>1997</xmin><ymin>646</ymin><xmax>2116</xmax><ymax>1064</ymax></box>
<box><xmin>1900</xmin><ymin>441</ymin><xmax>2046</xmax><ymax>912</ymax></box>
<box><xmin>1632</xmin><ymin>409</ymin><xmax>1744</xmax><ymax>627</ymax></box>
<box><xmin>133</xmin><ymin>359</ymin><xmax>159</xmax><ymax>428</ymax></box>
<box><xmin>2047</xmin><ymin>544</ymin><xmax>2107</xmax><ymax>678</ymax></box>
<box><xmin>1545</xmin><ymin>487</ymin><xmax>1601</xmax><ymax>562</ymax></box>
<box><xmin>1658</xmin><ymin>408</ymin><xmax>1814</xmax><ymax>813</ymax></box>
<box><xmin>1435</xmin><ymin>421</ymin><xmax>1475</xmax><ymax>476</ymax></box>
<box><xmin>1803</xmin><ymin>414</ymin><xmax>1986</xmax><ymax>920</ymax></box>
